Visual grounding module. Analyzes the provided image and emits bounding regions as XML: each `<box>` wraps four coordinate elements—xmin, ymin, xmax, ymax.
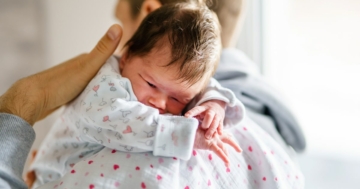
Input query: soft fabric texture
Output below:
<box><xmin>0</xmin><ymin>113</ymin><xmax>35</xmax><ymax>189</ymax></box>
<box><xmin>214</xmin><ymin>48</ymin><xmax>306</xmax><ymax>152</ymax></box>
<box><xmin>30</xmin><ymin>56</ymin><xmax>245</xmax><ymax>188</ymax></box>
<box><xmin>35</xmin><ymin>116</ymin><xmax>304</xmax><ymax>189</ymax></box>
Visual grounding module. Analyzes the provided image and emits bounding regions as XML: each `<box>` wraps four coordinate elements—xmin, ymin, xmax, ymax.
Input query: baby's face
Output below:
<box><xmin>120</xmin><ymin>43</ymin><xmax>206</xmax><ymax>115</ymax></box>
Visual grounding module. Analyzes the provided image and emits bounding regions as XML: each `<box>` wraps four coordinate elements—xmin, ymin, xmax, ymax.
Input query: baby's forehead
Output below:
<box><xmin>168</xmin><ymin>73</ymin><xmax>209</xmax><ymax>98</ymax></box>
<box><xmin>144</xmin><ymin>64</ymin><xmax>206</xmax><ymax>100</ymax></box>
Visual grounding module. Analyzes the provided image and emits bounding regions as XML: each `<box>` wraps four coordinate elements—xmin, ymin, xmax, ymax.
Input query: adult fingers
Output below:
<box><xmin>184</xmin><ymin>106</ymin><xmax>207</xmax><ymax>118</ymax></box>
<box><xmin>80</xmin><ymin>24</ymin><xmax>122</xmax><ymax>76</ymax></box>
<box><xmin>222</xmin><ymin>135</ymin><xmax>242</xmax><ymax>153</ymax></box>
<box><xmin>205</xmin><ymin>114</ymin><xmax>220</xmax><ymax>139</ymax></box>
<box><xmin>39</xmin><ymin>25</ymin><xmax>122</xmax><ymax>115</ymax></box>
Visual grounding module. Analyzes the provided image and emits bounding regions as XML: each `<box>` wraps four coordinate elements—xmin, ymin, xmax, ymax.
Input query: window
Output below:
<box><xmin>238</xmin><ymin>1</ymin><xmax>360</xmax><ymax>188</ymax></box>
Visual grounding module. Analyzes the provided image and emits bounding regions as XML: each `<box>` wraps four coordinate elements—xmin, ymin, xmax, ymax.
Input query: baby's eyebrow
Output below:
<box><xmin>143</xmin><ymin>70</ymin><xmax>192</xmax><ymax>102</ymax></box>
<box><xmin>173</xmin><ymin>92</ymin><xmax>193</xmax><ymax>102</ymax></box>
<box><xmin>142</xmin><ymin>72</ymin><xmax>157</xmax><ymax>84</ymax></box>
<box><xmin>143</xmin><ymin>71</ymin><xmax>167</xmax><ymax>91</ymax></box>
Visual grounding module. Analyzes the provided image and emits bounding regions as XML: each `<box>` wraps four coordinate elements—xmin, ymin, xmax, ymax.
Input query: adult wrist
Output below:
<box><xmin>0</xmin><ymin>78</ymin><xmax>40</xmax><ymax>126</ymax></box>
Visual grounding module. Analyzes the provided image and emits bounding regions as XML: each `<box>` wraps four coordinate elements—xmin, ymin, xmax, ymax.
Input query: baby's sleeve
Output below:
<box><xmin>189</xmin><ymin>78</ymin><xmax>246</xmax><ymax>128</ymax></box>
<box><xmin>72</xmin><ymin>57</ymin><xmax>198</xmax><ymax>160</ymax></box>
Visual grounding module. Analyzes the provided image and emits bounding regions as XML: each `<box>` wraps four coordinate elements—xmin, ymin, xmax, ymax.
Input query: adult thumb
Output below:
<box><xmin>86</xmin><ymin>24</ymin><xmax>122</xmax><ymax>68</ymax></box>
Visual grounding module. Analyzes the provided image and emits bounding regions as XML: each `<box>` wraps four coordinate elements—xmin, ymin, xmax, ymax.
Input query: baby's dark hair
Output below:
<box><xmin>125</xmin><ymin>2</ymin><xmax>221</xmax><ymax>86</ymax></box>
<box><xmin>127</xmin><ymin>0</ymin><xmax>213</xmax><ymax>19</ymax></box>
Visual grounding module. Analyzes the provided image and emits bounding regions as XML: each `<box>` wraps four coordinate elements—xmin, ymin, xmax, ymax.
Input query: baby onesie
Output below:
<box><xmin>35</xmin><ymin>117</ymin><xmax>304</xmax><ymax>189</ymax></box>
<box><xmin>30</xmin><ymin>56</ymin><xmax>245</xmax><ymax>188</ymax></box>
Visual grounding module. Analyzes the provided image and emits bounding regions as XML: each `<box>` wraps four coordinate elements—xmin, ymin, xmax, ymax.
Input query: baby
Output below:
<box><xmin>29</xmin><ymin>3</ymin><xmax>245</xmax><ymax>188</ymax></box>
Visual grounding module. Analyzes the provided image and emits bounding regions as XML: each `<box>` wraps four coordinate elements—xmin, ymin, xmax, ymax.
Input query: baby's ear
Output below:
<box><xmin>122</xmin><ymin>48</ymin><xmax>128</xmax><ymax>59</ymax></box>
<box><xmin>140</xmin><ymin>0</ymin><xmax>161</xmax><ymax>16</ymax></box>
<box><xmin>119</xmin><ymin>49</ymin><xmax>129</xmax><ymax>71</ymax></box>
<box><xmin>121</xmin><ymin>47</ymin><xmax>132</xmax><ymax>61</ymax></box>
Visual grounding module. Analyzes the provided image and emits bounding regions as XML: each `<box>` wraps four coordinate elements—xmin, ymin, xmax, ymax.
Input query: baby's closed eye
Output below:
<box><xmin>171</xmin><ymin>97</ymin><xmax>179</xmax><ymax>102</ymax></box>
<box><xmin>147</xmin><ymin>81</ymin><xmax>156</xmax><ymax>88</ymax></box>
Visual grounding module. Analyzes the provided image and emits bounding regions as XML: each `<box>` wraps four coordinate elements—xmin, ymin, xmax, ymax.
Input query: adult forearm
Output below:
<box><xmin>0</xmin><ymin>24</ymin><xmax>122</xmax><ymax>188</ymax></box>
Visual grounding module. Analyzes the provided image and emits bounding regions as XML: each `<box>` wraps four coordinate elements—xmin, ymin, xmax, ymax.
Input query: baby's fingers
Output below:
<box><xmin>185</xmin><ymin>106</ymin><xmax>206</xmax><ymax>118</ymax></box>
<box><xmin>212</xmin><ymin>145</ymin><xmax>230</xmax><ymax>167</ymax></box>
<box><xmin>217</xmin><ymin>122</ymin><xmax>223</xmax><ymax>135</ymax></box>
<box><xmin>223</xmin><ymin>135</ymin><xmax>242</xmax><ymax>153</ymax></box>
<box><xmin>201</xmin><ymin>110</ymin><xmax>215</xmax><ymax>130</ymax></box>
<box><xmin>205</xmin><ymin>115</ymin><xmax>220</xmax><ymax>139</ymax></box>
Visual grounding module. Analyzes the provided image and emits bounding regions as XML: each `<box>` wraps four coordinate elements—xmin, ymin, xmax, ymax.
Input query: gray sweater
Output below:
<box><xmin>215</xmin><ymin>49</ymin><xmax>306</xmax><ymax>152</ymax></box>
<box><xmin>0</xmin><ymin>113</ymin><xmax>35</xmax><ymax>189</ymax></box>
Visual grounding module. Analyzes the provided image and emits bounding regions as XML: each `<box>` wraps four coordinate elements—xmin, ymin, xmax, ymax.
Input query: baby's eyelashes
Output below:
<box><xmin>171</xmin><ymin>97</ymin><xmax>179</xmax><ymax>102</ymax></box>
<box><xmin>147</xmin><ymin>81</ymin><xmax>156</xmax><ymax>88</ymax></box>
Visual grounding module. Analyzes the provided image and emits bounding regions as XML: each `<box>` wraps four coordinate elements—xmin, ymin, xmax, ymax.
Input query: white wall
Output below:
<box><xmin>43</xmin><ymin>0</ymin><xmax>118</xmax><ymax>67</ymax></box>
<box><xmin>33</xmin><ymin>0</ymin><xmax>118</xmax><ymax>147</ymax></box>
<box><xmin>0</xmin><ymin>1</ymin><xmax>45</xmax><ymax>94</ymax></box>
<box><xmin>262</xmin><ymin>1</ymin><xmax>360</xmax><ymax>187</ymax></box>
<box><xmin>263</xmin><ymin>0</ymin><xmax>360</xmax><ymax>159</ymax></box>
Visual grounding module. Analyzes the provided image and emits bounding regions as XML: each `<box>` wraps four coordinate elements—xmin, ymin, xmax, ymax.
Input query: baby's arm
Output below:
<box><xmin>194</xmin><ymin>128</ymin><xmax>242</xmax><ymax>167</ymax></box>
<box><xmin>185</xmin><ymin>78</ymin><xmax>245</xmax><ymax>138</ymax></box>
<box><xmin>185</xmin><ymin>78</ymin><xmax>244</xmax><ymax>165</ymax></box>
<box><xmin>73</xmin><ymin>57</ymin><xmax>198</xmax><ymax>160</ymax></box>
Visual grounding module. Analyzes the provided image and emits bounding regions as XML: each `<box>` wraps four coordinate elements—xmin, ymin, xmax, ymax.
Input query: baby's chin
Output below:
<box><xmin>161</xmin><ymin>112</ymin><xmax>184</xmax><ymax>116</ymax></box>
<box><xmin>161</xmin><ymin>113</ymin><xmax>173</xmax><ymax>116</ymax></box>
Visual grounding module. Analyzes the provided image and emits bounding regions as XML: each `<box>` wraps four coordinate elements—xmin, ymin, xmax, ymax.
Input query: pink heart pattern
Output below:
<box><xmin>103</xmin><ymin>116</ymin><xmax>110</xmax><ymax>122</ymax></box>
<box><xmin>122</xmin><ymin>125</ymin><xmax>132</xmax><ymax>134</ymax></box>
<box><xmin>157</xmin><ymin>175</ymin><xmax>162</xmax><ymax>181</ymax></box>
<box><xmin>113</xmin><ymin>164</ymin><xmax>120</xmax><ymax>170</ymax></box>
<box><xmin>36</xmin><ymin>60</ymin><xmax>304</xmax><ymax>189</ymax></box>
<box><xmin>92</xmin><ymin>85</ymin><xmax>99</xmax><ymax>92</ymax></box>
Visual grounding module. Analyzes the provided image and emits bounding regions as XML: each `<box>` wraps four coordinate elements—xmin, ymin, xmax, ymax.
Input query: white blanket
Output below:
<box><xmin>36</xmin><ymin>116</ymin><xmax>304</xmax><ymax>189</ymax></box>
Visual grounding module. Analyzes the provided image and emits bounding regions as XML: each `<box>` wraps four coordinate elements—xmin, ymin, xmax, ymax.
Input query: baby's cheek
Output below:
<box><xmin>166</xmin><ymin>102</ymin><xmax>185</xmax><ymax>115</ymax></box>
<box><xmin>132</xmin><ymin>83</ymin><xmax>147</xmax><ymax>102</ymax></box>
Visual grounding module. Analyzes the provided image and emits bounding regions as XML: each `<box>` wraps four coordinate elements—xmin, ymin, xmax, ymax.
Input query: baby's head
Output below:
<box><xmin>120</xmin><ymin>2</ymin><xmax>221</xmax><ymax>115</ymax></box>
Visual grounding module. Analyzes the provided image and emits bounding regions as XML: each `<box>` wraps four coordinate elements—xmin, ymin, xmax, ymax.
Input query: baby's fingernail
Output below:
<box><xmin>107</xmin><ymin>25</ymin><xmax>121</xmax><ymax>40</ymax></box>
<box><xmin>205</xmin><ymin>134</ymin><xmax>211</xmax><ymax>139</ymax></box>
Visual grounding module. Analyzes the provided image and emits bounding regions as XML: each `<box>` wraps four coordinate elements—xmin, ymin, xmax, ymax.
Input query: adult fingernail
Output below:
<box><xmin>107</xmin><ymin>25</ymin><xmax>121</xmax><ymax>40</ymax></box>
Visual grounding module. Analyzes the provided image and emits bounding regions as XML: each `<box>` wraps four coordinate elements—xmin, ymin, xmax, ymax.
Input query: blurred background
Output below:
<box><xmin>1</xmin><ymin>0</ymin><xmax>359</xmax><ymax>188</ymax></box>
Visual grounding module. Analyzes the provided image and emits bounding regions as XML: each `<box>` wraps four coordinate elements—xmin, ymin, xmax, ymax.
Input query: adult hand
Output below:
<box><xmin>0</xmin><ymin>24</ymin><xmax>122</xmax><ymax>126</ymax></box>
<box><xmin>194</xmin><ymin>128</ymin><xmax>242</xmax><ymax>167</ymax></box>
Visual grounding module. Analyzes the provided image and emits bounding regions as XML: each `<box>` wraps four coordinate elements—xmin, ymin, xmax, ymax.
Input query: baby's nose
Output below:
<box><xmin>148</xmin><ymin>95</ymin><xmax>166</xmax><ymax>114</ymax></box>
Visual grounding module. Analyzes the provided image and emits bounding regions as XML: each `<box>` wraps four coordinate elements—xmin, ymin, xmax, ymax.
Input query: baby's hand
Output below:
<box><xmin>194</xmin><ymin>128</ymin><xmax>242</xmax><ymax>166</ymax></box>
<box><xmin>185</xmin><ymin>100</ymin><xmax>226</xmax><ymax>139</ymax></box>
